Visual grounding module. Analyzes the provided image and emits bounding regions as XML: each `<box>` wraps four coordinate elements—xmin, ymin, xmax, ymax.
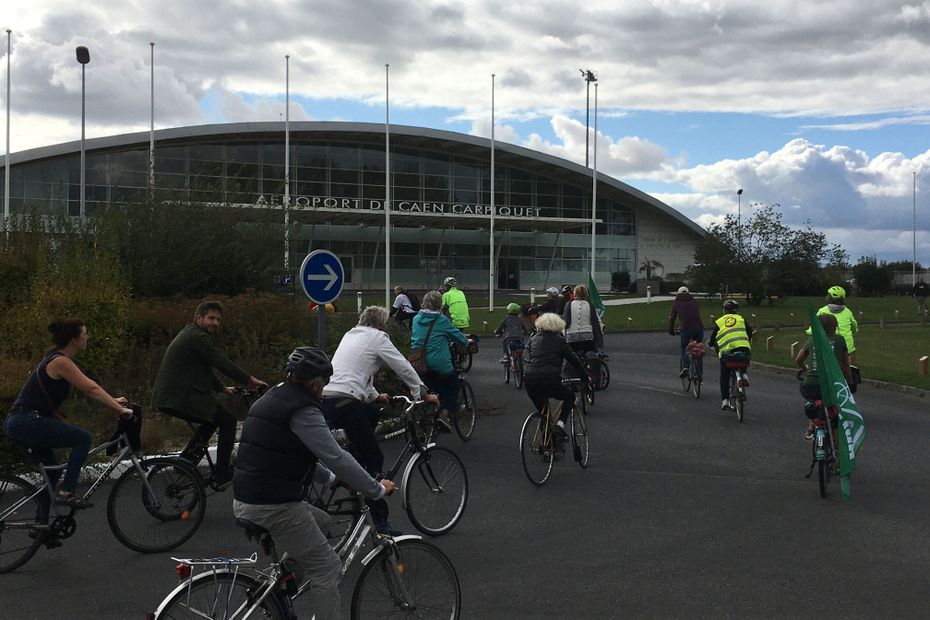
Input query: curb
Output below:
<box><xmin>750</xmin><ymin>361</ymin><xmax>929</xmax><ymax>398</ymax></box>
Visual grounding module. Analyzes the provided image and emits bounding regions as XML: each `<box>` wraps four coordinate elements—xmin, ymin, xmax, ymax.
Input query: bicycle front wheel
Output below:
<box><xmin>691</xmin><ymin>357</ymin><xmax>702</xmax><ymax>399</ymax></box>
<box><xmin>108</xmin><ymin>457</ymin><xmax>206</xmax><ymax>553</ymax></box>
<box><xmin>514</xmin><ymin>356</ymin><xmax>524</xmax><ymax>390</ymax></box>
<box><xmin>735</xmin><ymin>384</ymin><xmax>746</xmax><ymax>423</ymax></box>
<box><xmin>154</xmin><ymin>569</ymin><xmax>287</xmax><ymax>619</ymax></box>
<box><xmin>403</xmin><ymin>446</ymin><xmax>468</xmax><ymax>536</ymax></box>
<box><xmin>680</xmin><ymin>357</ymin><xmax>691</xmax><ymax>392</ymax></box>
<box><xmin>598</xmin><ymin>362</ymin><xmax>610</xmax><ymax>390</ymax></box>
<box><xmin>351</xmin><ymin>538</ymin><xmax>461</xmax><ymax>619</ymax></box>
<box><xmin>0</xmin><ymin>474</ymin><xmax>47</xmax><ymax>574</ymax></box>
<box><xmin>454</xmin><ymin>380</ymin><xmax>477</xmax><ymax>441</ymax></box>
<box><xmin>571</xmin><ymin>402</ymin><xmax>589</xmax><ymax>468</ymax></box>
<box><xmin>520</xmin><ymin>412</ymin><xmax>554</xmax><ymax>486</ymax></box>
<box><xmin>504</xmin><ymin>355</ymin><xmax>511</xmax><ymax>384</ymax></box>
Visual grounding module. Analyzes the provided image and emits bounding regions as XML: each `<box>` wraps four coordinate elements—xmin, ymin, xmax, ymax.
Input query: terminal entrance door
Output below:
<box><xmin>498</xmin><ymin>259</ymin><xmax>519</xmax><ymax>289</ymax></box>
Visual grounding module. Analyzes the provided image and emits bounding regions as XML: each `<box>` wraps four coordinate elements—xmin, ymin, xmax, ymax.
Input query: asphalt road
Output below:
<box><xmin>3</xmin><ymin>332</ymin><xmax>929</xmax><ymax>619</ymax></box>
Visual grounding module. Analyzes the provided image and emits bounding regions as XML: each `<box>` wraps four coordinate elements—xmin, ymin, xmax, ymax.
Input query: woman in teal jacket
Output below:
<box><xmin>411</xmin><ymin>290</ymin><xmax>468</xmax><ymax>430</ymax></box>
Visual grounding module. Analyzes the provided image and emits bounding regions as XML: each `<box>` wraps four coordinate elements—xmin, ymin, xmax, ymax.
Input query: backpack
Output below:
<box><xmin>407</xmin><ymin>292</ymin><xmax>420</xmax><ymax>311</ymax></box>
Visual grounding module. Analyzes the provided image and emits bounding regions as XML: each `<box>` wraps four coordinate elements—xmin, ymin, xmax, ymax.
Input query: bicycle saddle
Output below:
<box><xmin>235</xmin><ymin>518</ymin><xmax>269</xmax><ymax>541</ymax></box>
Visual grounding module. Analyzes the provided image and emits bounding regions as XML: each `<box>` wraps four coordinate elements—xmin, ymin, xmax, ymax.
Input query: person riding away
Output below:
<box><xmin>321</xmin><ymin>306</ymin><xmax>439</xmax><ymax>536</ymax></box>
<box><xmin>4</xmin><ymin>318</ymin><xmax>134</xmax><ymax>515</ymax></box>
<box><xmin>233</xmin><ymin>347</ymin><xmax>397</xmax><ymax>620</ymax></box>
<box><xmin>795</xmin><ymin>313</ymin><xmax>853</xmax><ymax>440</ymax></box>
<box><xmin>563</xmin><ymin>284</ymin><xmax>604</xmax><ymax>356</ymax></box>
<box><xmin>153</xmin><ymin>300</ymin><xmax>268</xmax><ymax>489</ymax></box>
<box><xmin>495</xmin><ymin>303</ymin><xmax>528</xmax><ymax>364</ymax></box>
<box><xmin>522</xmin><ymin>313</ymin><xmax>589</xmax><ymax>438</ymax></box>
<box><xmin>412</xmin><ymin>291</ymin><xmax>470</xmax><ymax>431</ymax></box>
<box><xmin>389</xmin><ymin>285</ymin><xmax>417</xmax><ymax>328</ymax></box>
<box><xmin>535</xmin><ymin>287</ymin><xmax>563</xmax><ymax>315</ymax></box>
<box><xmin>806</xmin><ymin>285</ymin><xmax>858</xmax><ymax>362</ymax></box>
<box><xmin>440</xmin><ymin>276</ymin><xmax>470</xmax><ymax>331</ymax></box>
<box><xmin>668</xmin><ymin>286</ymin><xmax>704</xmax><ymax>378</ymax></box>
<box><xmin>708</xmin><ymin>299</ymin><xmax>753</xmax><ymax>411</ymax></box>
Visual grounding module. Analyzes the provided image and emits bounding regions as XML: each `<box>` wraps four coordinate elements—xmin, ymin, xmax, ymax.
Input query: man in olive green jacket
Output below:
<box><xmin>153</xmin><ymin>301</ymin><xmax>267</xmax><ymax>487</ymax></box>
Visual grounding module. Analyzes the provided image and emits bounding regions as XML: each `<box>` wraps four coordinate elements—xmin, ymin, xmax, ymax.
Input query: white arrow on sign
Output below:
<box><xmin>306</xmin><ymin>263</ymin><xmax>338</xmax><ymax>291</ymax></box>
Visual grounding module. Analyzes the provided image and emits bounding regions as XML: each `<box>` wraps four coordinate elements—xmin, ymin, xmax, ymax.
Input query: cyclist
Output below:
<box><xmin>795</xmin><ymin>314</ymin><xmax>852</xmax><ymax>439</ymax></box>
<box><xmin>233</xmin><ymin>347</ymin><xmax>396</xmax><ymax>620</ymax></box>
<box><xmin>708</xmin><ymin>299</ymin><xmax>753</xmax><ymax>410</ymax></box>
<box><xmin>321</xmin><ymin>306</ymin><xmax>438</xmax><ymax>536</ymax></box>
<box><xmin>389</xmin><ymin>285</ymin><xmax>417</xmax><ymax>328</ymax></box>
<box><xmin>534</xmin><ymin>286</ymin><xmax>563</xmax><ymax>315</ymax></box>
<box><xmin>412</xmin><ymin>291</ymin><xmax>469</xmax><ymax>431</ymax></box>
<box><xmin>522</xmin><ymin>313</ymin><xmax>589</xmax><ymax>435</ymax></box>
<box><xmin>494</xmin><ymin>302</ymin><xmax>528</xmax><ymax>364</ymax></box>
<box><xmin>806</xmin><ymin>285</ymin><xmax>858</xmax><ymax>361</ymax></box>
<box><xmin>668</xmin><ymin>286</ymin><xmax>704</xmax><ymax>378</ymax></box>
<box><xmin>440</xmin><ymin>276</ymin><xmax>470</xmax><ymax>330</ymax></box>
<box><xmin>4</xmin><ymin>318</ymin><xmax>133</xmax><ymax>512</ymax></box>
<box><xmin>563</xmin><ymin>284</ymin><xmax>603</xmax><ymax>356</ymax></box>
<box><xmin>153</xmin><ymin>300</ymin><xmax>268</xmax><ymax>489</ymax></box>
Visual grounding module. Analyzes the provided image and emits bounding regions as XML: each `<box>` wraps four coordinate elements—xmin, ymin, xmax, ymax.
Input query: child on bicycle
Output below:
<box><xmin>708</xmin><ymin>299</ymin><xmax>753</xmax><ymax>410</ymax></box>
<box><xmin>495</xmin><ymin>303</ymin><xmax>528</xmax><ymax>364</ymax></box>
<box><xmin>795</xmin><ymin>313</ymin><xmax>852</xmax><ymax>439</ymax></box>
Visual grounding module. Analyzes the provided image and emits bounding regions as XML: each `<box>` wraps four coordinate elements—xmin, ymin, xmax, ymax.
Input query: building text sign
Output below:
<box><xmin>255</xmin><ymin>194</ymin><xmax>543</xmax><ymax>218</ymax></box>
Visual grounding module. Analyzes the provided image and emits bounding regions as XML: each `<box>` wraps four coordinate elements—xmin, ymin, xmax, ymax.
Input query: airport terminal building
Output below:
<box><xmin>3</xmin><ymin>122</ymin><xmax>703</xmax><ymax>291</ymax></box>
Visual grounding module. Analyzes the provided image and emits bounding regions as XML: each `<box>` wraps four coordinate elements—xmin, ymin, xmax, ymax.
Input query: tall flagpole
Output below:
<box><xmin>489</xmin><ymin>73</ymin><xmax>495</xmax><ymax>311</ymax></box>
<box><xmin>590</xmin><ymin>83</ymin><xmax>598</xmax><ymax>281</ymax></box>
<box><xmin>4</xmin><ymin>29</ymin><xmax>11</xmax><ymax>229</ymax></box>
<box><xmin>914</xmin><ymin>171</ymin><xmax>917</xmax><ymax>286</ymax></box>
<box><xmin>148</xmin><ymin>42</ymin><xmax>155</xmax><ymax>196</ymax></box>
<box><xmin>284</xmin><ymin>55</ymin><xmax>290</xmax><ymax>272</ymax></box>
<box><xmin>385</xmin><ymin>64</ymin><xmax>391</xmax><ymax>308</ymax></box>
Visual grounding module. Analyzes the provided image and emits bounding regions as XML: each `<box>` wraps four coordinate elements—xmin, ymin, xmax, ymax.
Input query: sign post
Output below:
<box><xmin>299</xmin><ymin>250</ymin><xmax>345</xmax><ymax>350</ymax></box>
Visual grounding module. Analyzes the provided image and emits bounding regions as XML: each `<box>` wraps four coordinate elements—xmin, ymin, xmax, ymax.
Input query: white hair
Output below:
<box><xmin>358</xmin><ymin>306</ymin><xmax>389</xmax><ymax>328</ymax></box>
<box><xmin>535</xmin><ymin>312</ymin><xmax>566</xmax><ymax>333</ymax></box>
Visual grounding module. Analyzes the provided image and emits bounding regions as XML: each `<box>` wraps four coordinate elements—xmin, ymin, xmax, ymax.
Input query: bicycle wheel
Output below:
<box><xmin>691</xmin><ymin>357</ymin><xmax>702</xmax><ymax>399</ymax></box>
<box><xmin>680</xmin><ymin>355</ymin><xmax>691</xmax><ymax>391</ymax></box>
<box><xmin>154</xmin><ymin>569</ymin><xmax>287</xmax><ymax>619</ymax></box>
<box><xmin>0</xmin><ymin>474</ymin><xmax>47</xmax><ymax>574</ymax></box>
<box><xmin>735</xmin><ymin>378</ymin><xmax>746</xmax><ymax>423</ymax></box>
<box><xmin>107</xmin><ymin>457</ymin><xmax>206</xmax><ymax>553</ymax></box>
<box><xmin>598</xmin><ymin>362</ymin><xmax>611</xmax><ymax>390</ymax></box>
<box><xmin>463</xmin><ymin>350</ymin><xmax>473</xmax><ymax>372</ymax></box>
<box><xmin>514</xmin><ymin>356</ymin><xmax>524</xmax><ymax>390</ymax></box>
<box><xmin>305</xmin><ymin>481</ymin><xmax>357</xmax><ymax>552</ymax></box>
<box><xmin>570</xmin><ymin>402</ymin><xmax>589</xmax><ymax>468</ymax></box>
<box><xmin>351</xmin><ymin>538</ymin><xmax>461</xmax><ymax>619</ymax></box>
<box><xmin>504</xmin><ymin>353</ymin><xmax>511</xmax><ymax>384</ymax></box>
<box><xmin>520</xmin><ymin>412</ymin><xmax>554</xmax><ymax>486</ymax></box>
<box><xmin>402</xmin><ymin>446</ymin><xmax>468</xmax><ymax>536</ymax></box>
<box><xmin>453</xmin><ymin>380</ymin><xmax>477</xmax><ymax>441</ymax></box>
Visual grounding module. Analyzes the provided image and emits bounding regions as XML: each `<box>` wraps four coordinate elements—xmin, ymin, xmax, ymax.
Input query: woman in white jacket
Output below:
<box><xmin>562</xmin><ymin>284</ymin><xmax>604</xmax><ymax>355</ymax></box>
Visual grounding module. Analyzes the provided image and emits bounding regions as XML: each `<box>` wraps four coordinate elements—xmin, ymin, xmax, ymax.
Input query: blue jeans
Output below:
<box><xmin>423</xmin><ymin>370</ymin><xmax>460</xmax><ymax>415</ymax></box>
<box><xmin>679</xmin><ymin>327</ymin><xmax>704</xmax><ymax>370</ymax></box>
<box><xmin>4</xmin><ymin>409</ymin><xmax>92</xmax><ymax>493</ymax></box>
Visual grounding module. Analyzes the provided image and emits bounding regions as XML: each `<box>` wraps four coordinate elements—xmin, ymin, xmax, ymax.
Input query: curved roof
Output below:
<box><xmin>10</xmin><ymin>121</ymin><xmax>704</xmax><ymax>236</ymax></box>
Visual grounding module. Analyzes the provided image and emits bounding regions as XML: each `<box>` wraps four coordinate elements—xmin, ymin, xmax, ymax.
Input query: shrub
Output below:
<box><xmin>611</xmin><ymin>270</ymin><xmax>631</xmax><ymax>292</ymax></box>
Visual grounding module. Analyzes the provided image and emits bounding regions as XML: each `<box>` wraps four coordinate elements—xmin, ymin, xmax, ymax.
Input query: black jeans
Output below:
<box><xmin>321</xmin><ymin>397</ymin><xmax>390</xmax><ymax>524</ymax></box>
<box><xmin>525</xmin><ymin>379</ymin><xmax>575</xmax><ymax>424</ymax></box>
<box><xmin>160</xmin><ymin>404</ymin><xmax>236</xmax><ymax>477</ymax></box>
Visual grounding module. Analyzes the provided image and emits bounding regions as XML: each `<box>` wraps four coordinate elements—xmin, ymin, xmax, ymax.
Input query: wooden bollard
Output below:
<box><xmin>482</xmin><ymin>321</ymin><xmax>488</xmax><ymax>332</ymax></box>
<box><xmin>766</xmin><ymin>336</ymin><xmax>774</xmax><ymax>351</ymax></box>
<box><xmin>627</xmin><ymin>317</ymin><xmax>633</xmax><ymax>327</ymax></box>
<box><xmin>790</xmin><ymin>341</ymin><xmax>800</xmax><ymax>358</ymax></box>
<box><xmin>919</xmin><ymin>356</ymin><xmax>929</xmax><ymax>375</ymax></box>
<box><xmin>709</xmin><ymin>314</ymin><xmax>716</xmax><ymax>322</ymax></box>
<box><xmin>858</xmin><ymin>311</ymin><xmax>864</xmax><ymax>321</ymax></box>
<box><xmin>895</xmin><ymin>309</ymin><xmax>900</xmax><ymax>320</ymax></box>
<box><xmin>880</xmin><ymin>318</ymin><xmax>885</xmax><ymax>329</ymax></box>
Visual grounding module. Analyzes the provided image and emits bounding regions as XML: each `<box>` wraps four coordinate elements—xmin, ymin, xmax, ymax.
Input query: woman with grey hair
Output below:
<box><xmin>522</xmin><ymin>313</ymin><xmax>588</xmax><ymax>433</ymax></box>
<box><xmin>411</xmin><ymin>291</ymin><xmax>469</xmax><ymax>431</ymax></box>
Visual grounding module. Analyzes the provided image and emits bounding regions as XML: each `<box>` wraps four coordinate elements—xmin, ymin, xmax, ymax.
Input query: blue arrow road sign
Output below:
<box><xmin>300</xmin><ymin>250</ymin><xmax>344</xmax><ymax>305</ymax></box>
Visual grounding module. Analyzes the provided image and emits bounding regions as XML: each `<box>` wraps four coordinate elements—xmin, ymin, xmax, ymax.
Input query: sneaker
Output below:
<box><xmin>213</xmin><ymin>471</ymin><xmax>234</xmax><ymax>491</ymax></box>
<box><xmin>56</xmin><ymin>494</ymin><xmax>94</xmax><ymax>510</ymax></box>
<box><xmin>435</xmin><ymin>415</ymin><xmax>453</xmax><ymax>433</ymax></box>
<box><xmin>679</xmin><ymin>368</ymin><xmax>689</xmax><ymax>378</ymax></box>
<box><xmin>721</xmin><ymin>399</ymin><xmax>732</xmax><ymax>410</ymax></box>
<box><xmin>29</xmin><ymin>528</ymin><xmax>62</xmax><ymax>549</ymax></box>
<box><xmin>804</xmin><ymin>429</ymin><xmax>814</xmax><ymax>441</ymax></box>
<box><xmin>375</xmin><ymin>520</ymin><xmax>404</xmax><ymax>537</ymax></box>
<box><xmin>500</xmin><ymin>356</ymin><xmax>509</xmax><ymax>364</ymax></box>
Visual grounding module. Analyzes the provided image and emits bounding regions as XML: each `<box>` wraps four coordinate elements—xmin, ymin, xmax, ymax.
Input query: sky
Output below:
<box><xmin>3</xmin><ymin>0</ymin><xmax>930</xmax><ymax>266</ymax></box>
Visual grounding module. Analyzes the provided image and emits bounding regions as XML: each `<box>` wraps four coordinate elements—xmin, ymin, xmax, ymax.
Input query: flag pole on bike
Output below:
<box><xmin>806</xmin><ymin>304</ymin><xmax>866</xmax><ymax>500</ymax></box>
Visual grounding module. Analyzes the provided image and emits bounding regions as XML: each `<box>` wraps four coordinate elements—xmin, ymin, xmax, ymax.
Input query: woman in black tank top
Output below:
<box><xmin>4</xmin><ymin>318</ymin><xmax>133</xmax><ymax>509</ymax></box>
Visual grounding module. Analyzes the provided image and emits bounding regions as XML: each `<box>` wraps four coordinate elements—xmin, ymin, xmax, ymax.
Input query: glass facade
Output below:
<box><xmin>2</xmin><ymin>134</ymin><xmax>638</xmax><ymax>289</ymax></box>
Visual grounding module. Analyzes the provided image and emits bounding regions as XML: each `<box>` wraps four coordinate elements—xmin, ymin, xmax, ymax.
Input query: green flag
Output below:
<box><xmin>588</xmin><ymin>275</ymin><xmax>606</xmax><ymax>320</ymax></box>
<box><xmin>806</xmin><ymin>304</ymin><xmax>866</xmax><ymax>500</ymax></box>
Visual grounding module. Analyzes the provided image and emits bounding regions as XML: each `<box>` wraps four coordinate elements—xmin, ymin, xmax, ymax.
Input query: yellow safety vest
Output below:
<box><xmin>714</xmin><ymin>313</ymin><xmax>751</xmax><ymax>357</ymax></box>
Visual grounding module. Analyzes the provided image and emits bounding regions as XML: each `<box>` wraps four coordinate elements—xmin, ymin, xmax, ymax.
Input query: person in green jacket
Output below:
<box><xmin>440</xmin><ymin>276</ymin><xmax>470</xmax><ymax>330</ymax></box>
<box><xmin>153</xmin><ymin>300</ymin><xmax>267</xmax><ymax>488</ymax></box>
<box><xmin>806</xmin><ymin>285</ymin><xmax>858</xmax><ymax>361</ymax></box>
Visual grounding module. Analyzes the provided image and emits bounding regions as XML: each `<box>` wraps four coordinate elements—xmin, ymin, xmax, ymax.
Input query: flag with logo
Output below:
<box><xmin>806</xmin><ymin>304</ymin><xmax>866</xmax><ymax>500</ymax></box>
<box><xmin>588</xmin><ymin>274</ymin><xmax>606</xmax><ymax>320</ymax></box>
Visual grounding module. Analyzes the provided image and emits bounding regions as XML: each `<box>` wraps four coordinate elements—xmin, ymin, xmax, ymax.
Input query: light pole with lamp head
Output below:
<box><xmin>737</xmin><ymin>188</ymin><xmax>743</xmax><ymax>258</ymax></box>
<box><xmin>580</xmin><ymin>69</ymin><xmax>597</xmax><ymax>168</ymax></box>
<box><xmin>75</xmin><ymin>46</ymin><xmax>90</xmax><ymax>223</ymax></box>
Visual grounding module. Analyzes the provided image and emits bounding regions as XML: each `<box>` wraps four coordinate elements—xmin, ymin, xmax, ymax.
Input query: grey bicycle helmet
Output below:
<box><xmin>722</xmin><ymin>299</ymin><xmax>740</xmax><ymax>312</ymax></box>
<box><xmin>443</xmin><ymin>276</ymin><xmax>457</xmax><ymax>288</ymax></box>
<box><xmin>285</xmin><ymin>346</ymin><xmax>333</xmax><ymax>380</ymax></box>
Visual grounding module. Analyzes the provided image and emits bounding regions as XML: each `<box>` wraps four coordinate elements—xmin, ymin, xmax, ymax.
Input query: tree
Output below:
<box><xmin>638</xmin><ymin>257</ymin><xmax>664</xmax><ymax>280</ymax></box>
<box><xmin>851</xmin><ymin>256</ymin><xmax>893</xmax><ymax>296</ymax></box>
<box><xmin>686</xmin><ymin>204</ymin><xmax>847</xmax><ymax>304</ymax></box>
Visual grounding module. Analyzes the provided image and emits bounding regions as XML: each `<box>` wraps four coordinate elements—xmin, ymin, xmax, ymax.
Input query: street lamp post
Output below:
<box><xmin>4</xmin><ymin>29</ymin><xmax>11</xmax><ymax>229</ymax></box>
<box><xmin>75</xmin><ymin>46</ymin><xmax>90</xmax><ymax>224</ymax></box>
<box><xmin>736</xmin><ymin>188</ymin><xmax>743</xmax><ymax>257</ymax></box>
<box><xmin>580</xmin><ymin>69</ymin><xmax>597</xmax><ymax>168</ymax></box>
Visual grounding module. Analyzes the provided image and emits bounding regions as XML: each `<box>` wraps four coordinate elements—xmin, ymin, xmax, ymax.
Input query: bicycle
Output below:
<box><xmin>319</xmin><ymin>395</ymin><xmax>468</xmax><ymax>538</ymax></box>
<box><xmin>565</xmin><ymin>350</ymin><xmax>608</xmax><ymax>408</ymax></box>
<box><xmin>0</xmin><ymin>408</ymin><xmax>205</xmax><ymax>573</ymax></box>
<box><xmin>797</xmin><ymin>372</ymin><xmax>839</xmax><ymax>499</ymax></box>
<box><xmin>519</xmin><ymin>377</ymin><xmax>589</xmax><ymax>486</ymax></box>
<box><xmin>451</xmin><ymin>334</ymin><xmax>477</xmax><ymax>373</ymax></box>
<box><xmin>502</xmin><ymin>340</ymin><xmax>525</xmax><ymax>390</ymax></box>
<box><xmin>447</xmin><ymin>339</ymin><xmax>478</xmax><ymax>441</ymax></box>
<box><xmin>680</xmin><ymin>340</ymin><xmax>705</xmax><ymax>399</ymax></box>
<box><xmin>721</xmin><ymin>351</ymin><xmax>750</xmax><ymax>422</ymax></box>
<box><xmin>150</xmin><ymin>491</ymin><xmax>462</xmax><ymax>619</ymax></box>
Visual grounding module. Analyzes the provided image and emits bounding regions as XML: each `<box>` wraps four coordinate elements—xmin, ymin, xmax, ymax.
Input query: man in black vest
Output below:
<box><xmin>233</xmin><ymin>347</ymin><xmax>395</xmax><ymax>620</ymax></box>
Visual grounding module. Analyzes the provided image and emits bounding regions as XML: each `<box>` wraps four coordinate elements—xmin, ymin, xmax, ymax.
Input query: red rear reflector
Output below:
<box><xmin>176</xmin><ymin>563</ymin><xmax>192</xmax><ymax>579</ymax></box>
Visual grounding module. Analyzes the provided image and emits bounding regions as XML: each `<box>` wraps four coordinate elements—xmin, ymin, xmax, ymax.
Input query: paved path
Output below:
<box><xmin>3</xmin><ymin>332</ymin><xmax>927</xmax><ymax>618</ymax></box>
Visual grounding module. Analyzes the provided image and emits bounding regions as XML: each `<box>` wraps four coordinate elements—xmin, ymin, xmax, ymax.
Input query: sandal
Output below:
<box><xmin>56</xmin><ymin>494</ymin><xmax>94</xmax><ymax>510</ymax></box>
<box><xmin>29</xmin><ymin>528</ymin><xmax>63</xmax><ymax>549</ymax></box>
